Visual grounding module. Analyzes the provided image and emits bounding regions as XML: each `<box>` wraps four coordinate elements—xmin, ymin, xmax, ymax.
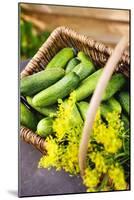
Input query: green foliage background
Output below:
<box><xmin>20</xmin><ymin>19</ymin><xmax>50</xmax><ymax>60</ymax></box>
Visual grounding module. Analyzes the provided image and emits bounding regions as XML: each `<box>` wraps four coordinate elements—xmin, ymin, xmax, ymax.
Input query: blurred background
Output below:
<box><xmin>20</xmin><ymin>3</ymin><xmax>129</xmax><ymax>60</ymax></box>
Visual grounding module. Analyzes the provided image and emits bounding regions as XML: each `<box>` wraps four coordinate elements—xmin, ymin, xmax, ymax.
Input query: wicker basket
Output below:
<box><xmin>20</xmin><ymin>26</ymin><xmax>130</xmax><ymax>154</ymax></box>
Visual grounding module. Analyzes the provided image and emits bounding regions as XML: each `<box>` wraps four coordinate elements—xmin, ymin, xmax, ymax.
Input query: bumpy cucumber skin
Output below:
<box><xmin>75</xmin><ymin>69</ymin><xmax>126</xmax><ymax>102</ymax></box>
<box><xmin>107</xmin><ymin>97</ymin><xmax>122</xmax><ymax>113</ymax></box>
<box><xmin>37</xmin><ymin>117</ymin><xmax>53</xmax><ymax>137</ymax></box>
<box><xmin>20</xmin><ymin>102</ymin><xmax>38</xmax><ymax>131</ymax></box>
<box><xmin>32</xmin><ymin>72</ymin><xmax>80</xmax><ymax>107</ymax></box>
<box><xmin>78</xmin><ymin>51</ymin><xmax>94</xmax><ymax>66</ymax></box>
<box><xmin>26</xmin><ymin>96</ymin><xmax>57</xmax><ymax>117</ymax></box>
<box><xmin>102</xmin><ymin>73</ymin><xmax>126</xmax><ymax>101</ymax></box>
<box><xmin>73</xmin><ymin>52</ymin><xmax>95</xmax><ymax>80</ymax></box>
<box><xmin>121</xmin><ymin>113</ymin><xmax>129</xmax><ymax>130</ymax></box>
<box><xmin>73</xmin><ymin>62</ymin><xmax>95</xmax><ymax>81</ymax></box>
<box><xmin>75</xmin><ymin>68</ymin><xmax>103</xmax><ymax>101</ymax></box>
<box><xmin>118</xmin><ymin>91</ymin><xmax>130</xmax><ymax>115</ymax></box>
<box><xmin>46</xmin><ymin>48</ymin><xmax>74</xmax><ymax>69</ymax></box>
<box><xmin>100</xmin><ymin>97</ymin><xmax>121</xmax><ymax>118</ymax></box>
<box><xmin>65</xmin><ymin>57</ymin><xmax>80</xmax><ymax>74</ymax></box>
<box><xmin>77</xmin><ymin>101</ymin><xmax>89</xmax><ymax>120</ymax></box>
<box><xmin>21</xmin><ymin>68</ymin><xmax>65</xmax><ymax>96</ymax></box>
<box><xmin>100</xmin><ymin>103</ymin><xmax>111</xmax><ymax>119</ymax></box>
<box><xmin>64</xmin><ymin>100</ymin><xmax>83</xmax><ymax>125</ymax></box>
<box><xmin>77</xmin><ymin>98</ymin><xmax>121</xmax><ymax>120</ymax></box>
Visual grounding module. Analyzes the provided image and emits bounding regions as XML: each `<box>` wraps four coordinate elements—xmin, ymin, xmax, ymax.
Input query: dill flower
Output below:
<box><xmin>39</xmin><ymin>91</ymin><xmax>83</xmax><ymax>174</ymax></box>
<box><xmin>89</xmin><ymin>152</ymin><xmax>108</xmax><ymax>173</ymax></box>
<box><xmin>83</xmin><ymin>168</ymin><xmax>100</xmax><ymax>189</ymax></box>
<box><xmin>106</xmin><ymin>112</ymin><xmax>124</xmax><ymax>133</ymax></box>
<box><xmin>38</xmin><ymin>92</ymin><xmax>129</xmax><ymax>192</ymax></box>
<box><xmin>61</xmin><ymin>142</ymin><xmax>80</xmax><ymax>174</ymax></box>
<box><xmin>53</xmin><ymin>92</ymin><xmax>83</xmax><ymax>141</ymax></box>
<box><xmin>108</xmin><ymin>165</ymin><xmax>127</xmax><ymax>190</ymax></box>
<box><xmin>38</xmin><ymin>136</ymin><xmax>59</xmax><ymax>169</ymax></box>
<box><xmin>93</xmin><ymin>112</ymin><xmax>123</xmax><ymax>153</ymax></box>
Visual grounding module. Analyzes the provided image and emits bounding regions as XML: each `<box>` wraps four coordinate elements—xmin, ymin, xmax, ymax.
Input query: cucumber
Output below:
<box><xmin>102</xmin><ymin>73</ymin><xmax>126</xmax><ymax>101</ymax></box>
<box><xmin>75</xmin><ymin>68</ymin><xmax>103</xmax><ymax>101</ymax></box>
<box><xmin>107</xmin><ymin>97</ymin><xmax>122</xmax><ymax>113</ymax></box>
<box><xmin>35</xmin><ymin>112</ymin><xmax>44</xmax><ymax>121</ymax></box>
<box><xmin>46</xmin><ymin>48</ymin><xmax>74</xmax><ymax>69</ymax></box>
<box><xmin>77</xmin><ymin>101</ymin><xmax>89</xmax><ymax>120</ymax></box>
<box><xmin>78</xmin><ymin>51</ymin><xmax>94</xmax><ymax>66</ymax></box>
<box><xmin>32</xmin><ymin>72</ymin><xmax>80</xmax><ymax>107</ymax></box>
<box><xmin>121</xmin><ymin>113</ymin><xmax>129</xmax><ymax>130</ymax></box>
<box><xmin>20</xmin><ymin>102</ymin><xmax>38</xmax><ymax>131</ymax></box>
<box><xmin>100</xmin><ymin>103</ymin><xmax>112</xmax><ymax>119</ymax></box>
<box><xmin>75</xmin><ymin>69</ymin><xmax>126</xmax><ymax>102</ymax></box>
<box><xmin>101</xmin><ymin>97</ymin><xmax>121</xmax><ymax>116</ymax></box>
<box><xmin>21</xmin><ymin>68</ymin><xmax>65</xmax><ymax>96</ymax></box>
<box><xmin>36</xmin><ymin>117</ymin><xmax>53</xmax><ymax>137</ymax></box>
<box><xmin>65</xmin><ymin>57</ymin><xmax>80</xmax><ymax>74</ymax></box>
<box><xmin>26</xmin><ymin>96</ymin><xmax>57</xmax><ymax>117</ymax></box>
<box><xmin>73</xmin><ymin>62</ymin><xmax>94</xmax><ymax>81</ymax></box>
<box><xmin>63</xmin><ymin>100</ymin><xmax>83</xmax><ymax>125</ymax></box>
<box><xmin>118</xmin><ymin>91</ymin><xmax>130</xmax><ymax>115</ymax></box>
<box><xmin>77</xmin><ymin>98</ymin><xmax>121</xmax><ymax>120</ymax></box>
<box><xmin>72</xmin><ymin>52</ymin><xmax>95</xmax><ymax>80</ymax></box>
<box><xmin>100</xmin><ymin>97</ymin><xmax>121</xmax><ymax>119</ymax></box>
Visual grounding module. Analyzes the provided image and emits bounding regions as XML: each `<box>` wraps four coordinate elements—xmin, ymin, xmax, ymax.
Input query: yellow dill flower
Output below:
<box><xmin>93</xmin><ymin>109</ymin><xmax>102</xmax><ymax>126</ymax></box>
<box><xmin>90</xmin><ymin>152</ymin><xmax>108</xmax><ymax>173</ymax></box>
<box><xmin>108</xmin><ymin>165</ymin><xmax>127</xmax><ymax>190</ymax></box>
<box><xmin>106</xmin><ymin>112</ymin><xmax>124</xmax><ymax>133</ymax></box>
<box><xmin>93</xmin><ymin>112</ymin><xmax>122</xmax><ymax>153</ymax></box>
<box><xmin>53</xmin><ymin>99</ymin><xmax>69</xmax><ymax>141</ymax></box>
<box><xmin>61</xmin><ymin>142</ymin><xmax>80</xmax><ymax>174</ymax></box>
<box><xmin>38</xmin><ymin>94</ymin><xmax>128</xmax><ymax>192</ymax></box>
<box><xmin>83</xmin><ymin>168</ymin><xmax>100</xmax><ymax>188</ymax></box>
<box><xmin>38</xmin><ymin>136</ymin><xmax>59</xmax><ymax>169</ymax></box>
<box><xmin>87</xmin><ymin>188</ymin><xmax>97</xmax><ymax>192</ymax></box>
<box><xmin>53</xmin><ymin>91</ymin><xmax>83</xmax><ymax>141</ymax></box>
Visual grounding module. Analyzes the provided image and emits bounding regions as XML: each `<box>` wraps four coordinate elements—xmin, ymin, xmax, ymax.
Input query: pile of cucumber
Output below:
<box><xmin>20</xmin><ymin>47</ymin><xmax>130</xmax><ymax>137</ymax></box>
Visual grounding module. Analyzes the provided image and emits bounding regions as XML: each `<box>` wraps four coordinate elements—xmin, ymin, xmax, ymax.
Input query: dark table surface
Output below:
<box><xmin>19</xmin><ymin>60</ymin><xmax>87</xmax><ymax>197</ymax></box>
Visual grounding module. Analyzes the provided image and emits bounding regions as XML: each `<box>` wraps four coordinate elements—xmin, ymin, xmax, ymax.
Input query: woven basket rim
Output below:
<box><xmin>20</xmin><ymin>26</ymin><xmax>130</xmax><ymax>154</ymax></box>
<box><xmin>21</xmin><ymin>26</ymin><xmax>129</xmax><ymax>78</ymax></box>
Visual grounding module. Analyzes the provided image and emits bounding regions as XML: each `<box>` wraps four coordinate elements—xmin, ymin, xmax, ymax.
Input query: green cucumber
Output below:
<box><xmin>77</xmin><ymin>98</ymin><xmax>121</xmax><ymax>121</ymax></box>
<box><xmin>63</xmin><ymin>100</ymin><xmax>83</xmax><ymax>125</ymax></box>
<box><xmin>20</xmin><ymin>102</ymin><xmax>38</xmax><ymax>131</ymax></box>
<box><xmin>65</xmin><ymin>57</ymin><xmax>80</xmax><ymax>74</ymax></box>
<box><xmin>121</xmin><ymin>113</ymin><xmax>129</xmax><ymax>130</ymax></box>
<box><xmin>100</xmin><ymin>97</ymin><xmax>121</xmax><ymax>119</ymax></box>
<box><xmin>46</xmin><ymin>48</ymin><xmax>74</xmax><ymax>69</ymax></box>
<box><xmin>36</xmin><ymin>117</ymin><xmax>53</xmax><ymax>137</ymax></box>
<box><xmin>75</xmin><ymin>69</ymin><xmax>126</xmax><ymax>102</ymax></box>
<box><xmin>26</xmin><ymin>96</ymin><xmax>57</xmax><ymax>117</ymax></box>
<box><xmin>72</xmin><ymin>52</ymin><xmax>95</xmax><ymax>80</ymax></box>
<box><xmin>106</xmin><ymin>97</ymin><xmax>122</xmax><ymax>113</ymax></box>
<box><xmin>75</xmin><ymin>68</ymin><xmax>103</xmax><ymax>101</ymax></box>
<box><xmin>66</xmin><ymin>52</ymin><xmax>95</xmax><ymax>79</ymax></box>
<box><xmin>118</xmin><ymin>91</ymin><xmax>130</xmax><ymax>115</ymax></box>
<box><xmin>35</xmin><ymin>112</ymin><xmax>44</xmax><ymax>121</ymax></box>
<box><xmin>77</xmin><ymin>101</ymin><xmax>89</xmax><ymax>120</ymax></box>
<box><xmin>100</xmin><ymin>103</ymin><xmax>112</xmax><ymax>119</ymax></box>
<box><xmin>33</xmin><ymin>72</ymin><xmax>80</xmax><ymax>107</ymax></box>
<box><xmin>78</xmin><ymin>51</ymin><xmax>94</xmax><ymax>66</ymax></box>
<box><xmin>21</xmin><ymin>68</ymin><xmax>65</xmax><ymax>96</ymax></box>
<box><xmin>73</xmin><ymin>62</ymin><xmax>94</xmax><ymax>81</ymax></box>
<box><xmin>102</xmin><ymin>74</ymin><xmax>126</xmax><ymax>101</ymax></box>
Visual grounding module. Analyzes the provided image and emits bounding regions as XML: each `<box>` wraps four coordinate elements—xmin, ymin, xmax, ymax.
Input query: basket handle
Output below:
<box><xmin>78</xmin><ymin>35</ymin><xmax>129</xmax><ymax>176</ymax></box>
